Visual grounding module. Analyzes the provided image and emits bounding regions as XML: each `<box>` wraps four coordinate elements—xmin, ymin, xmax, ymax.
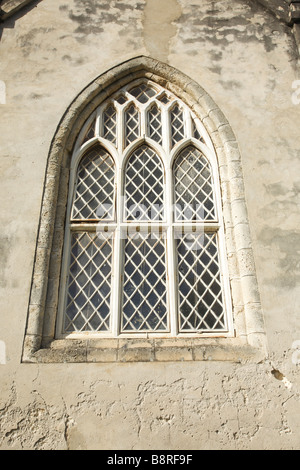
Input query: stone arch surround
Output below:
<box><xmin>22</xmin><ymin>56</ymin><xmax>268</xmax><ymax>363</ymax></box>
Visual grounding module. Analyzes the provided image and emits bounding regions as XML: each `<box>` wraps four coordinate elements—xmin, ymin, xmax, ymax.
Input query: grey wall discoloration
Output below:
<box><xmin>17</xmin><ymin>26</ymin><xmax>55</xmax><ymax>56</ymax></box>
<box><xmin>62</xmin><ymin>0</ymin><xmax>145</xmax><ymax>45</ymax></box>
<box><xmin>259</xmin><ymin>227</ymin><xmax>300</xmax><ymax>288</ymax></box>
<box><xmin>0</xmin><ymin>0</ymin><xmax>299</xmax><ymax>450</ymax></box>
<box><xmin>175</xmin><ymin>0</ymin><xmax>296</xmax><ymax>59</ymax></box>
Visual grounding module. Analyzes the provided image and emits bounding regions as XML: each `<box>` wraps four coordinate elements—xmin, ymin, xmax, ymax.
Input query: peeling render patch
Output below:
<box><xmin>175</xmin><ymin>0</ymin><xmax>296</xmax><ymax>61</ymax></box>
<box><xmin>0</xmin><ymin>363</ymin><xmax>298</xmax><ymax>450</ymax></box>
<box><xmin>61</xmin><ymin>0</ymin><xmax>145</xmax><ymax>44</ymax></box>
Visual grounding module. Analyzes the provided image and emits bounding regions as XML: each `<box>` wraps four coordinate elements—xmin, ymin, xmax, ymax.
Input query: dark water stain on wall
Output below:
<box><xmin>61</xmin><ymin>0</ymin><xmax>145</xmax><ymax>43</ymax></box>
<box><xmin>259</xmin><ymin>226</ymin><xmax>300</xmax><ymax>288</ymax></box>
<box><xmin>17</xmin><ymin>27</ymin><xmax>55</xmax><ymax>57</ymax></box>
<box><xmin>175</xmin><ymin>0</ymin><xmax>295</xmax><ymax>60</ymax></box>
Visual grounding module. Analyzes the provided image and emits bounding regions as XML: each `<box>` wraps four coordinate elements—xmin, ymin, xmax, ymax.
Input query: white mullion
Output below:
<box><xmin>140</xmin><ymin>103</ymin><xmax>146</xmax><ymax>138</ymax></box>
<box><xmin>162</xmin><ymin>102</ymin><xmax>171</xmax><ymax>155</ymax></box>
<box><xmin>111</xmin><ymin>225</ymin><xmax>121</xmax><ymax>336</ymax></box>
<box><xmin>166</xmin><ymin>166</ymin><xmax>178</xmax><ymax>336</ymax></box>
<box><xmin>110</xmin><ymin>165</ymin><xmax>123</xmax><ymax>336</ymax></box>
<box><xmin>117</xmin><ymin>105</ymin><xmax>123</xmax><ymax>152</ymax></box>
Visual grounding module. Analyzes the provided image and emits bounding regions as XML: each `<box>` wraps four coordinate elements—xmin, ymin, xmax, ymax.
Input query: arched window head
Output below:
<box><xmin>56</xmin><ymin>78</ymin><xmax>233</xmax><ymax>338</ymax></box>
<box><xmin>23</xmin><ymin>57</ymin><xmax>267</xmax><ymax>363</ymax></box>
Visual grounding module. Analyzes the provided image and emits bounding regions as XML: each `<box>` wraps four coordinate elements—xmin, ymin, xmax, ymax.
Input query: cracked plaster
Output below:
<box><xmin>0</xmin><ymin>0</ymin><xmax>299</xmax><ymax>450</ymax></box>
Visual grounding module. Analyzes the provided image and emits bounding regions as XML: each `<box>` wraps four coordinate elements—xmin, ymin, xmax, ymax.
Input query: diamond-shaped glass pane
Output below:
<box><xmin>64</xmin><ymin>232</ymin><xmax>113</xmax><ymax>332</ymax></box>
<box><xmin>125</xmin><ymin>145</ymin><xmax>164</xmax><ymax>221</ymax></box>
<box><xmin>176</xmin><ymin>232</ymin><xmax>225</xmax><ymax>332</ymax></box>
<box><xmin>103</xmin><ymin>105</ymin><xmax>117</xmax><ymax>145</ymax></box>
<box><xmin>129</xmin><ymin>83</ymin><xmax>157</xmax><ymax>103</ymax></box>
<box><xmin>147</xmin><ymin>104</ymin><xmax>162</xmax><ymax>145</ymax></box>
<box><xmin>121</xmin><ymin>232</ymin><xmax>168</xmax><ymax>332</ymax></box>
<box><xmin>115</xmin><ymin>94</ymin><xmax>127</xmax><ymax>105</ymax></box>
<box><xmin>125</xmin><ymin>105</ymin><xmax>140</xmax><ymax>147</ymax></box>
<box><xmin>174</xmin><ymin>146</ymin><xmax>215</xmax><ymax>221</ymax></box>
<box><xmin>171</xmin><ymin>104</ymin><xmax>185</xmax><ymax>147</ymax></box>
<box><xmin>72</xmin><ymin>147</ymin><xmax>115</xmax><ymax>220</ymax></box>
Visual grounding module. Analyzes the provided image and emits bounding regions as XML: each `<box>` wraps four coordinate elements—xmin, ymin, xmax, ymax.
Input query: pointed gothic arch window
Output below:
<box><xmin>23</xmin><ymin>57</ymin><xmax>267</xmax><ymax>362</ymax></box>
<box><xmin>55</xmin><ymin>79</ymin><xmax>233</xmax><ymax>338</ymax></box>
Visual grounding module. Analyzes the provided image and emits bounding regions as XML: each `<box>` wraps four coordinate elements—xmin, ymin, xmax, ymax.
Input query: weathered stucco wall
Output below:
<box><xmin>0</xmin><ymin>0</ymin><xmax>299</xmax><ymax>449</ymax></box>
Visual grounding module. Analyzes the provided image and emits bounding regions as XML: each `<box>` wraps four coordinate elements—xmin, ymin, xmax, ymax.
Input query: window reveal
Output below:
<box><xmin>58</xmin><ymin>80</ymin><xmax>232</xmax><ymax>337</ymax></box>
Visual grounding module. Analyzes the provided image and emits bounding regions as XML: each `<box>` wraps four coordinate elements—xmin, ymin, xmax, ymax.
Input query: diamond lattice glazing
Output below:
<box><xmin>125</xmin><ymin>145</ymin><xmax>164</xmax><ymax>221</ymax></box>
<box><xmin>176</xmin><ymin>232</ymin><xmax>225</xmax><ymax>332</ymax></box>
<box><xmin>129</xmin><ymin>83</ymin><xmax>157</xmax><ymax>103</ymax></box>
<box><xmin>64</xmin><ymin>232</ymin><xmax>113</xmax><ymax>332</ymax></box>
<box><xmin>147</xmin><ymin>104</ymin><xmax>162</xmax><ymax>145</ymax></box>
<box><xmin>103</xmin><ymin>105</ymin><xmax>117</xmax><ymax>145</ymax></box>
<box><xmin>72</xmin><ymin>147</ymin><xmax>115</xmax><ymax>220</ymax></box>
<box><xmin>121</xmin><ymin>232</ymin><xmax>168</xmax><ymax>332</ymax></box>
<box><xmin>125</xmin><ymin>105</ymin><xmax>140</xmax><ymax>147</ymax></box>
<box><xmin>170</xmin><ymin>104</ymin><xmax>185</xmax><ymax>147</ymax></box>
<box><xmin>174</xmin><ymin>146</ymin><xmax>215</xmax><ymax>221</ymax></box>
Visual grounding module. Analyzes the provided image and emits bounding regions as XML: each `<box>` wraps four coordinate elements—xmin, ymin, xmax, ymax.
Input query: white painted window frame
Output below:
<box><xmin>55</xmin><ymin>79</ymin><xmax>234</xmax><ymax>340</ymax></box>
<box><xmin>22</xmin><ymin>57</ymin><xmax>267</xmax><ymax>363</ymax></box>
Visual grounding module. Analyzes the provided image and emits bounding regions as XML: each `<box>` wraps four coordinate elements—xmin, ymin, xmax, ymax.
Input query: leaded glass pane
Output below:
<box><xmin>125</xmin><ymin>145</ymin><xmax>164</xmax><ymax>221</ymax></box>
<box><xmin>129</xmin><ymin>83</ymin><xmax>157</xmax><ymax>103</ymax></box>
<box><xmin>158</xmin><ymin>93</ymin><xmax>172</xmax><ymax>105</ymax></box>
<box><xmin>176</xmin><ymin>232</ymin><xmax>225</xmax><ymax>332</ymax></box>
<box><xmin>103</xmin><ymin>105</ymin><xmax>117</xmax><ymax>144</ymax></box>
<box><xmin>121</xmin><ymin>232</ymin><xmax>168</xmax><ymax>332</ymax></box>
<box><xmin>125</xmin><ymin>104</ymin><xmax>140</xmax><ymax>146</ymax></box>
<box><xmin>147</xmin><ymin>104</ymin><xmax>162</xmax><ymax>145</ymax></box>
<box><xmin>64</xmin><ymin>231</ymin><xmax>113</xmax><ymax>332</ymax></box>
<box><xmin>174</xmin><ymin>146</ymin><xmax>215</xmax><ymax>221</ymax></box>
<box><xmin>171</xmin><ymin>104</ymin><xmax>185</xmax><ymax>147</ymax></box>
<box><xmin>115</xmin><ymin>94</ymin><xmax>127</xmax><ymax>105</ymax></box>
<box><xmin>72</xmin><ymin>147</ymin><xmax>115</xmax><ymax>220</ymax></box>
<box><xmin>62</xmin><ymin>80</ymin><xmax>230</xmax><ymax>339</ymax></box>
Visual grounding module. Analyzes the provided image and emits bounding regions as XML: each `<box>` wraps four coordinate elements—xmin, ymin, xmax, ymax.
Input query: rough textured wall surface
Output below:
<box><xmin>0</xmin><ymin>0</ymin><xmax>299</xmax><ymax>449</ymax></box>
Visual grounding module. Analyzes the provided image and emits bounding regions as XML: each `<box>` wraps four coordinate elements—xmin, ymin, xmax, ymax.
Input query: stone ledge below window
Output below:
<box><xmin>22</xmin><ymin>336</ymin><xmax>267</xmax><ymax>364</ymax></box>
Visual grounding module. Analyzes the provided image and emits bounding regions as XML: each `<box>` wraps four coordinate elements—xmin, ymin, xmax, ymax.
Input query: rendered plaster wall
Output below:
<box><xmin>0</xmin><ymin>0</ymin><xmax>299</xmax><ymax>450</ymax></box>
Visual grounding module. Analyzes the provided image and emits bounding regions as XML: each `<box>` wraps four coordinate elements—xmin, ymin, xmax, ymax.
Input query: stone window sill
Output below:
<box><xmin>22</xmin><ymin>336</ymin><xmax>266</xmax><ymax>364</ymax></box>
